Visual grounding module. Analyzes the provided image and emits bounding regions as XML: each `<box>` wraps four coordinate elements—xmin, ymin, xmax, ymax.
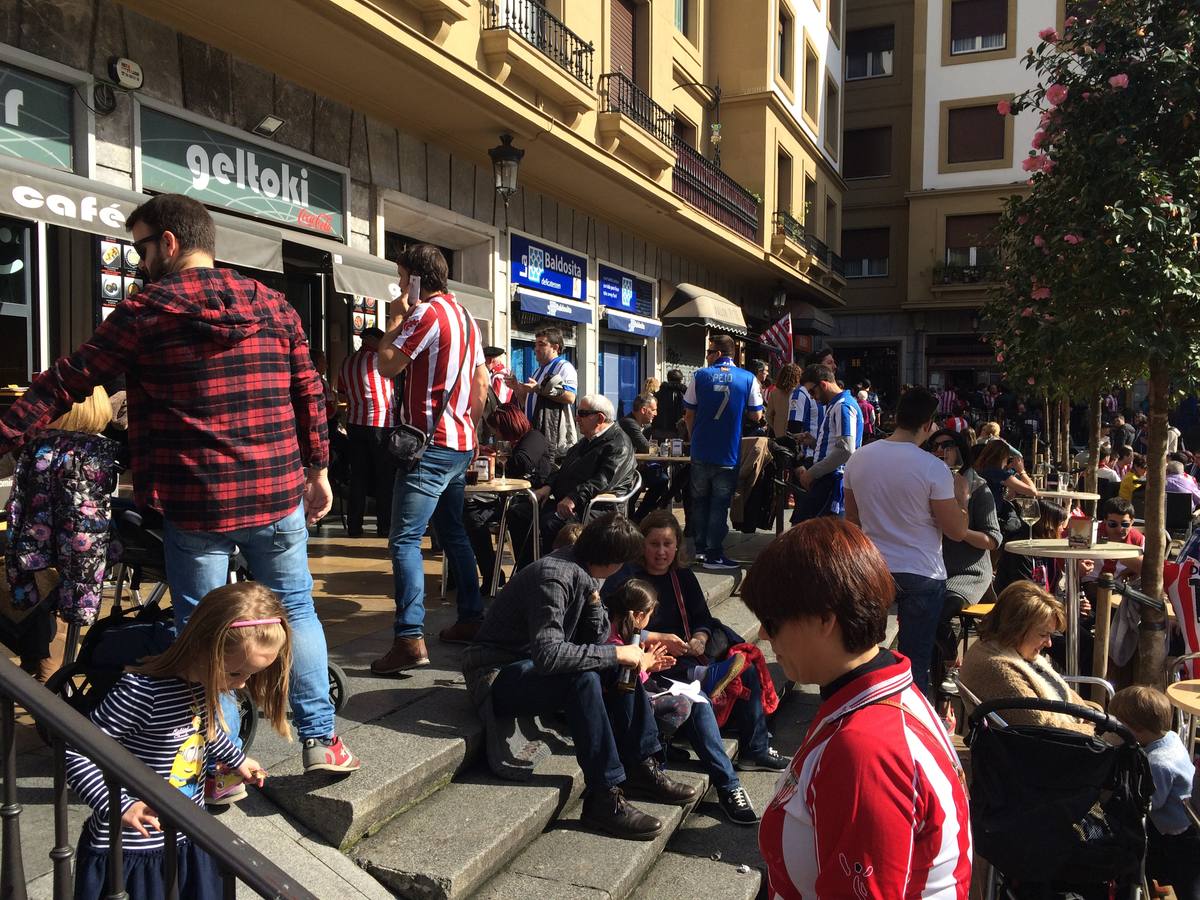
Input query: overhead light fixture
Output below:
<box><xmin>252</xmin><ymin>114</ymin><xmax>286</xmax><ymax>138</ymax></box>
<box><xmin>772</xmin><ymin>287</ymin><xmax>787</xmax><ymax>311</ymax></box>
<box><xmin>488</xmin><ymin>133</ymin><xmax>525</xmax><ymax>205</ymax></box>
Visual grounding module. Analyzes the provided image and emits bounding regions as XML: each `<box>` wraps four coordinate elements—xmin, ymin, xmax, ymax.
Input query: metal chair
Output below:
<box><xmin>582</xmin><ymin>470</ymin><xmax>643</xmax><ymax>522</ymax></box>
<box><xmin>1166</xmin><ymin>490</ymin><xmax>1195</xmax><ymax>539</ymax></box>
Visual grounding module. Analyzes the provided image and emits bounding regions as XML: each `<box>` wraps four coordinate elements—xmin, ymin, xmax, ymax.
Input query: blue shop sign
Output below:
<box><xmin>515</xmin><ymin>289</ymin><xmax>593</xmax><ymax>324</ymax></box>
<box><xmin>598</xmin><ymin>263</ymin><xmax>652</xmax><ymax>312</ymax></box>
<box><xmin>510</xmin><ymin>234</ymin><xmax>586</xmax><ymax>300</ymax></box>
<box><xmin>605</xmin><ymin>310</ymin><xmax>662</xmax><ymax>338</ymax></box>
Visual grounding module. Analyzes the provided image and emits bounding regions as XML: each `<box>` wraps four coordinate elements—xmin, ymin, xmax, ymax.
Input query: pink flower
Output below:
<box><xmin>1022</xmin><ymin>155</ymin><xmax>1043</xmax><ymax>172</ymax></box>
<box><xmin>1043</xmin><ymin>315</ymin><xmax>1056</xmax><ymax>323</ymax></box>
<box><xmin>1021</xmin><ymin>307</ymin><xmax>1034</xmax><ymax>317</ymax></box>
<box><xmin>996</xmin><ymin>340</ymin><xmax>1005</xmax><ymax>349</ymax></box>
<box><xmin>1063</xmin><ymin>233</ymin><xmax>1082</xmax><ymax>244</ymax></box>
<box><xmin>1040</xmin><ymin>111</ymin><xmax>1055</xmax><ymax>127</ymax></box>
<box><xmin>1096</xmin><ymin>41</ymin><xmax>1106</xmax><ymax>54</ymax></box>
<box><xmin>1116</xmin><ymin>134</ymin><xmax>1127</xmax><ymax>144</ymax></box>
<box><xmin>71</xmin><ymin>534</ymin><xmax>94</xmax><ymax>552</ymax></box>
<box><xmin>1031</xmin><ymin>130</ymin><xmax>1047</xmax><ymax>149</ymax></box>
<box><xmin>1081</xmin><ymin>92</ymin><xmax>1091</xmax><ymax>100</ymax></box>
<box><xmin>996</xmin><ymin>99</ymin><xmax>1012</xmax><ymax>116</ymax></box>
<box><xmin>996</xmin><ymin>353</ymin><xmax>1005</xmax><ymax>363</ymax></box>
<box><xmin>1065</xmin><ymin>15</ymin><xmax>1077</xmax><ymax>27</ymax></box>
<box><xmin>1046</xmin><ymin>83</ymin><xmax>1069</xmax><ymax>106</ymax></box>
<box><xmin>1017</xmin><ymin>214</ymin><xmax>1029</xmax><ymax>225</ymax></box>
<box><xmin>1031</xmin><ymin>286</ymin><xmax>1052</xmax><ymax>300</ymax></box>
<box><xmin>1038</xmin><ymin>27</ymin><xmax>1059</xmax><ymax>42</ymax></box>
<box><xmin>1108</xmin><ymin>73</ymin><xmax>1129</xmax><ymax>89</ymax></box>
<box><xmin>1028</xmin><ymin>377</ymin><xmax>1036</xmax><ymax>385</ymax></box>
<box><xmin>1033</xmin><ymin>234</ymin><xmax>1046</xmax><ymax>247</ymax></box>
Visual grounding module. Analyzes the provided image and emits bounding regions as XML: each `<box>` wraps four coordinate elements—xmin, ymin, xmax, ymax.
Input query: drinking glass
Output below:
<box><xmin>1012</xmin><ymin>496</ymin><xmax>1042</xmax><ymax>536</ymax></box>
<box><xmin>495</xmin><ymin>440</ymin><xmax>512</xmax><ymax>480</ymax></box>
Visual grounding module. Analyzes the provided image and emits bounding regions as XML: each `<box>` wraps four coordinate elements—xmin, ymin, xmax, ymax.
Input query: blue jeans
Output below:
<box><xmin>893</xmin><ymin>572</ymin><xmax>947</xmax><ymax>697</ymax></box>
<box><xmin>680</xmin><ymin>700</ymin><xmax>739</xmax><ymax>792</ymax></box>
<box><xmin>689</xmin><ymin>462</ymin><xmax>738</xmax><ymax>558</ymax></box>
<box><xmin>390</xmin><ymin>444</ymin><xmax>481</xmax><ymax>638</ymax></box>
<box><xmin>489</xmin><ymin>659</ymin><xmax>661</xmax><ymax>790</ymax></box>
<box><xmin>163</xmin><ymin>504</ymin><xmax>333</xmax><ymax>742</ymax></box>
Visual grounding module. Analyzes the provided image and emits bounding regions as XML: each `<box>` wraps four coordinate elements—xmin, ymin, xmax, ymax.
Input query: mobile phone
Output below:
<box><xmin>407</xmin><ymin>274</ymin><xmax>421</xmax><ymax>304</ymax></box>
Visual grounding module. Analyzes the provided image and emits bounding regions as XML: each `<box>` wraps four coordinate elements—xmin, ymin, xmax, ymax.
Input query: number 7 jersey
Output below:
<box><xmin>683</xmin><ymin>356</ymin><xmax>763</xmax><ymax>467</ymax></box>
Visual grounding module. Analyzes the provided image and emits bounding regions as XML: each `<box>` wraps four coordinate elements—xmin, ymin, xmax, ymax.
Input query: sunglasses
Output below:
<box><xmin>576</xmin><ymin>409</ymin><xmax>602</xmax><ymax>418</ymax></box>
<box><xmin>1104</xmin><ymin>520</ymin><xmax>1132</xmax><ymax>530</ymax></box>
<box><xmin>932</xmin><ymin>442</ymin><xmax>956</xmax><ymax>451</ymax></box>
<box><xmin>131</xmin><ymin>231</ymin><xmax>163</xmax><ymax>255</ymax></box>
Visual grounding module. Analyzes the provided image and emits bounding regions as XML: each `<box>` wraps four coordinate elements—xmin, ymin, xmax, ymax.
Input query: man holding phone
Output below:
<box><xmin>506</xmin><ymin>327</ymin><xmax>578</xmax><ymax>462</ymax></box>
<box><xmin>373</xmin><ymin>245</ymin><xmax>490</xmax><ymax>671</ymax></box>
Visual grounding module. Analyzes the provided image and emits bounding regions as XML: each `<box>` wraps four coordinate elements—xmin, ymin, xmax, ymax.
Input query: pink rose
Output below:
<box><xmin>1082</xmin><ymin>92</ymin><xmax>1091</xmax><ymax>101</ymax></box>
<box><xmin>1046</xmin><ymin>83</ymin><xmax>1069</xmax><ymax>106</ymax></box>
<box><xmin>1038</xmin><ymin>27</ymin><xmax>1059</xmax><ymax>42</ymax></box>
<box><xmin>996</xmin><ymin>99</ymin><xmax>1012</xmax><ymax>116</ymax></box>
<box><xmin>1108</xmin><ymin>73</ymin><xmax>1129</xmax><ymax>89</ymax></box>
<box><xmin>1031</xmin><ymin>130</ymin><xmax>1047</xmax><ymax>149</ymax></box>
<box><xmin>1039</xmin><ymin>111</ymin><xmax>1055</xmax><ymax>127</ymax></box>
<box><xmin>1021</xmin><ymin>307</ymin><xmax>1034</xmax><ymax>317</ymax></box>
<box><xmin>1031</xmin><ymin>286</ymin><xmax>1052</xmax><ymax>300</ymax></box>
<box><xmin>1116</xmin><ymin>135</ymin><xmax>1127</xmax><ymax>144</ymax></box>
<box><xmin>1033</xmin><ymin>235</ymin><xmax>1046</xmax><ymax>248</ymax></box>
<box><xmin>996</xmin><ymin>353</ymin><xmax>1005</xmax><ymax>363</ymax></box>
<box><xmin>1063</xmin><ymin>233</ymin><xmax>1082</xmax><ymax>244</ymax></box>
<box><xmin>1028</xmin><ymin>377</ymin><xmax>1036</xmax><ymax>385</ymax></box>
<box><xmin>1022</xmin><ymin>155</ymin><xmax>1043</xmax><ymax>172</ymax></box>
<box><xmin>1096</xmin><ymin>42</ymin><xmax>1106</xmax><ymax>54</ymax></box>
<box><xmin>1017</xmin><ymin>214</ymin><xmax>1029</xmax><ymax>225</ymax></box>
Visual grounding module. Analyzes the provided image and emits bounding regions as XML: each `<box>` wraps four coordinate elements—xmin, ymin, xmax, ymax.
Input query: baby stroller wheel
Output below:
<box><xmin>36</xmin><ymin>661</ymin><xmax>96</xmax><ymax>746</ymax></box>
<box><xmin>328</xmin><ymin>662</ymin><xmax>349</xmax><ymax>714</ymax></box>
<box><xmin>235</xmin><ymin>689</ymin><xmax>258</xmax><ymax>752</ymax></box>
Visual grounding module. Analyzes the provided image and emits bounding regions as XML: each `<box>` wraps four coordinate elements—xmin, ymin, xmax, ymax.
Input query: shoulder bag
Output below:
<box><xmin>388</xmin><ymin>369</ymin><xmax>451</xmax><ymax>473</ymax></box>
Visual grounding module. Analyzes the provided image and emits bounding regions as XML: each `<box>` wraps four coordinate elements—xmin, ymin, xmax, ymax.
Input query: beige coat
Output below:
<box><xmin>959</xmin><ymin>640</ymin><xmax>1094</xmax><ymax>734</ymax></box>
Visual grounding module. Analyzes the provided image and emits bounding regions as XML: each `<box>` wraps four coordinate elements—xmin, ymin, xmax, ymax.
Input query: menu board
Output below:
<box><xmin>97</xmin><ymin>238</ymin><xmax>142</xmax><ymax>322</ymax></box>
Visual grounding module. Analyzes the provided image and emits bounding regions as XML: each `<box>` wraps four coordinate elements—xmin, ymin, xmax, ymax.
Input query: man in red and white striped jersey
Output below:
<box><xmin>336</xmin><ymin>327</ymin><xmax>397</xmax><ymax>538</ymax></box>
<box><xmin>372</xmin><ymin>245</ymin><xmax>490</xmax><ymax>673</ymax></box>
<box><xmin>485</xmin><ymin>346</ymin><xmax>514</xmax><ymax>405</ymax></box>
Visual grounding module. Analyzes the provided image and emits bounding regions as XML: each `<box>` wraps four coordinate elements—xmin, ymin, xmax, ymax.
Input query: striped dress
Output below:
<box><xmin>65</xmin><ymin>673</ymin><xmax>245</xmax><ymax>850</ymax></box>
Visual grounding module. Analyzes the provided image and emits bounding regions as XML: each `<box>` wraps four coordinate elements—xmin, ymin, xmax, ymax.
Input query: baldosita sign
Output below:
<box><xmin>138</xmin><ymin>106</ymin><xmax>346</xmax><ymax>239</ymax></box>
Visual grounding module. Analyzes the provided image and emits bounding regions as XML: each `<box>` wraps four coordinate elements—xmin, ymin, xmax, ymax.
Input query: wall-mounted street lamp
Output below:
<box><xmin>672</xmin><ymin>80</ymin><xmax>723</xmax><ymax>165</ymax></box>
<box><xmin>488</xmin><ymin>133</ymin><xmax>525</xmax><ymax>206</ymax></box>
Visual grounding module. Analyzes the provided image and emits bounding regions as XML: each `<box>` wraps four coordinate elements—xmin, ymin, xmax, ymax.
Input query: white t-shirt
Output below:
<box><xmin>843</xmin><ymin>439</ymin><xmax>956</xmax><ymax>578</ymax></box>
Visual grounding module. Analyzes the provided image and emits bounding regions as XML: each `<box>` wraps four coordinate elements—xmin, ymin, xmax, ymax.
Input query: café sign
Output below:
<box><xmin>138</xmin><ymin>106</ymin><xmax>346</xmax><ymax>239</ymax></box>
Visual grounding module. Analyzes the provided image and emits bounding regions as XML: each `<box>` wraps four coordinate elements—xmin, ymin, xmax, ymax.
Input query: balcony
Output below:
<box><xmin>933</xmin><ymin>262</ymin><xmax>1001</xmax><ymax>285</ymax></box>
<box><xmin>482</xmin><ymin>0</ymin><xmax>596</xmax><ymax>126</ymax></box>
<box><xmin>770</xmin><ymin>210</ymin><xmax>814</xmax><ymax>269</ymax></box>
<box><xmin>672</xmin><ymin>139</ymin><xmax>759</xmax><ymax>241</ymax></box>
<box><xmin>597</xmin><ymin>72</ymin><xmax>676</xmax><ymax>176</ymax></box>
<box><xmin>380</xmin><ymin>0</ymin><xmax>471</xmax><ymax>43</ymax></box>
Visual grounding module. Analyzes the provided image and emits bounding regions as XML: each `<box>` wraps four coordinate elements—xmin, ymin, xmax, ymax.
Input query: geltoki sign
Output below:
<box><xmin>0</xmin><ymin>62</ymin><xmax>74</xmax><ymax>172</ymax></box>
<box><xmin>510</xmin><ymin>233</ymin><xmax>586</xmax><ymax>300</ymax></box>
<box><xmin>138</xmin><ymin>106</ymin><xmax>346</xmax><ymax>239</ymax></box>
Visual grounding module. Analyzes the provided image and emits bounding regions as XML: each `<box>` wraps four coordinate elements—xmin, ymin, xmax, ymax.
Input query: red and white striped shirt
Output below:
<box><xmin>337</xmin><ymin>348</ymin><xmax>395</xmax><ymax>428</ymax></box>
<box><xmin>489</xmin><ymin>362</ymin><xmax>514</xmax><ymax>404</ymax></box>
<box><xmin>395</xmin><ymin>293</ymin><xmax>484</xmax><ymax>451</ymax></box>
<box><xmin>759</xmin><ymin>652</ymin><xmax>971</xmax><ymax>899</ymax></box>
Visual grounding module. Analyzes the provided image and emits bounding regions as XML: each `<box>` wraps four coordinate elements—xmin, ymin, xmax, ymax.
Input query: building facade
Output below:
<box><xmin>835</xmin><ymin>0</ymin><xmax>1059</xmax><ymax>404</ymax></box>
<box><xmin>0</xmin><ymin>0</ymin><xmax>848</xmax><ymax>420</ymax></box>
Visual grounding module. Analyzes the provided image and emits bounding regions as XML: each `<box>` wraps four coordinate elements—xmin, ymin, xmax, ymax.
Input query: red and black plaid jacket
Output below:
<box><xmin>0</xmin><ymin>268</ymin><xmax>328</xmax><ymax>532</ymax></box>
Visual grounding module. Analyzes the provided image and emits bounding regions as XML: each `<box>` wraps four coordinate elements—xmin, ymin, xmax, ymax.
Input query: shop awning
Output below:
<box><xmin>604</xmin><ymin>309</ymin><xmax>662</xmax><ymax>338</ymax></box>
<box><xmin>515</xmin><ymin>288</ymin><xmax>593</xmax><ymax>325</ymax></box>
<box><xmin>284</xmin><ymin>231</ymin><xmax>399</xmax><ymax>301</ymax></box>
<box><xmin>660</xmin><ymin>283</ymin><xmax>748</xmax><ymax>337</ymax></box>
<box><xmin>0</xmin><ymin>155</ymin><xmax>283</xmax><ymax>273</ymax></box>
<box><xmin>448</xmin><ymin>280</ymin><xmax>493</xmax><ymax>323</ymax></box>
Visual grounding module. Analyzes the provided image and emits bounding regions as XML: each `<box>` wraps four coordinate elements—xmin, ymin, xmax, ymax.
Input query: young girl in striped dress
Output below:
<box><xmin>66</xmin><ymin>582</ymin><xmax>293</xmax><ymax>900</ymax></box>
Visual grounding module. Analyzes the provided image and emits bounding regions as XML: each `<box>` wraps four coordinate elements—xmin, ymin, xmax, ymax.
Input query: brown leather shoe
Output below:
<box><xmin>438</xmin><ymin>620</ymin><xmax>481</xmax><ymax>645</ymax></box>
<box><xmin>370</xmin><ymin>637</ymin><xmax>429</xmax><ymax>674</ymax></box>
<box><xmin>20</xmin><ymin>656</ymin><xmax>56</xmax><ymax>684</ymax></box>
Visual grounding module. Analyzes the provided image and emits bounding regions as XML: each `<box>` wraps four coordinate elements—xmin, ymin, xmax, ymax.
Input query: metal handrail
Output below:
<box><xmin>671</xmin><ymin>139</ymin><xmax>759</xmax><ymax>240</ymax></box>
<box><xmin>0</xmin><ymin>657</ymin><xmax>316</xmax><ymax>899</ymax></box>
<box><xmin>485</xmin><ymin>0</ymin><xmax>594</xmax><ymax>86</ymax></box>
<box><xmin>598</xmin><ymin>72</ymin><xmax>675</xmax><ymax>147</ymax></box>
<box><xmin>772</xmin><ymin>209</ymin><xmax>805</xmax><ymax>243</ymax></box>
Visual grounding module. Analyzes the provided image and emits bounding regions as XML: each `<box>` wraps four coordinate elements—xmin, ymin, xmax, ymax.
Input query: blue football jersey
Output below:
<box><xmin>683</xmin><ymin>356</ymin><xmax>764</xmax><ymax>467</ymax></box>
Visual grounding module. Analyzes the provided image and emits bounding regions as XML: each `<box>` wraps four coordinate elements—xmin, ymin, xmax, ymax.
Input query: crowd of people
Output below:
<box><xmin>0</xmin><ymin>194</ymin><xmax>1196</xmax><ymax>897</ymax></box>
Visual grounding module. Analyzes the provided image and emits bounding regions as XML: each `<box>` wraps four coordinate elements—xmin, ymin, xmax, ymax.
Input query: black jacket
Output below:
<box><xmin>652</xmin><ymin>383</ymin><xmax>686</xmax><ymax>439</ymax></box>
<box><xmin>618</xmin><ymin>415</ymin><xmax>650</xmax><ymax>453</ymax></box>
<box><xmin>549</xmin><ymin>423</ymin><xmax>636</xmax><ymax>507</ymax></box>
<box><xmin>509</xmin><ymin>429</ymin><xmax>552</xmax><ymax>489</ymax></box>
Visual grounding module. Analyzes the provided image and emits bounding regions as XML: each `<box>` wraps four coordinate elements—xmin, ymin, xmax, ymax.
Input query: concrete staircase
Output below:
<box><xmin>245</xmin><ymin>566</ymin><xmax>807</xmax><ymax>899</ymax></box>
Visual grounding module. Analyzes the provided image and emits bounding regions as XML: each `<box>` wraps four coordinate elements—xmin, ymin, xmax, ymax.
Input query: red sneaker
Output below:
<box><xmin>302</xmin><ymin>734</ymin><xmax>361</xmax><ymax>773</ymax></box>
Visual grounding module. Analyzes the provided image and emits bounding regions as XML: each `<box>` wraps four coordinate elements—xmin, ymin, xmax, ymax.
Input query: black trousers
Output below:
<box><xmin>632</xmin><ymin>465</ymin><xmax>672</xmax><ymax>520</ymax></box>
<box><xmin>505</xmin><ymin>500</ymin><xmax>572</xmax><ymax>570</ymax></box>
<box><xmin>346</xmin><ymin>424</ymin><xmax>396</xmax><ymax>536</ymax></box>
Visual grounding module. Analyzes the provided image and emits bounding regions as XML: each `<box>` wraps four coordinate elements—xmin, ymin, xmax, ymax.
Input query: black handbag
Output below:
<box><xmin>387</xmin><ymin>371</ymin><xmax>451</xmax><ymax>473</ymax></box>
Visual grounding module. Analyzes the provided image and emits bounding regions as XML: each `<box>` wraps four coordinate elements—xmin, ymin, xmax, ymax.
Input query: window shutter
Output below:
<box><xmin>843</xmin><ymin>127</ymin><xmax>892</xmax><ymax>178</ymax></box>
<box><xmin>611</xmin><ymin>0</ymin><xmax>636</xmax><ymax>81</ymax></box>
<box><xmin>950</xmin><ymin>0</ymin><xmax>1007</xmax><ymax>40</ymax></box>
<box><xmin>945</xmin><ymin>214</ymin><xmax>1001</xmax><ymax>248</ymax></box>
<box><xmin>847</xmin><ymin>25</ymin><xmax>894</xmax><ymax>55</ymax></box>
<box><xmin>947</xmin><ymin>105</ymin><xmax>1005</xmax><ymax>163</ymax></box>
<box><xmin>843</xmin><ymin>228</ymin><xmax>889</xmax><ymax>259</ymax></box>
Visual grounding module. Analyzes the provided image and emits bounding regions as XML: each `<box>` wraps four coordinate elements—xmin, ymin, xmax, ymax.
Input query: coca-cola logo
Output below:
<box><xmin>296</xmin><ymin>208</ymin><xmax>335</xmax><ymax>233</ymax></box>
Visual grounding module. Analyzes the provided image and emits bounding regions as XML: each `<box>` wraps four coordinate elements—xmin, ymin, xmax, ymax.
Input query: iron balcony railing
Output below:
<box><xmin>598</xmin><ymin>72</ymin><xmax>675</xmax><ymax>147</ymax></box>
<box><xmin>485</xmin><ymin>0</ymin><xmax>594</xmax><ymax>87</ymax></box>
<box><xmin>0</xmin><ymin>657</ymin><xmax>316</xmax><ymax>900</ymax></box>
<box><xmin>672</xmin><ymin>139</ymin><xmax>759</xmax><ymax>241</ymax></box>
<box><xmin>772</xmin><ymin>209</ymin><xmax>805</xmax><ymax>243</ymax></box>
<box><xmin>934</xmin><ymin>262</ymin><xmax>1002</xmax><ymax>284</ymax></box>
<box><xmin>772</xmin><ymin>212</ymin><xmax>845</xmax><ymax>277</ymax></box>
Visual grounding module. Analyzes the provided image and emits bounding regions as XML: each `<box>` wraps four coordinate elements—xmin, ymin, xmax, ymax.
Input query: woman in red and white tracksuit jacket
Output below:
<box><xmin>742</xmin><ymin>517</ymin><xmax>973</xmax><ymax>899</ymax></box>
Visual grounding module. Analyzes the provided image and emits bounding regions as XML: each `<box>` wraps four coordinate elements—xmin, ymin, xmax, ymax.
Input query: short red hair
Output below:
<box><xmin>486</xmin><ymin>402</ymin><xmax>532</xmax><ymax>443</ymax></box>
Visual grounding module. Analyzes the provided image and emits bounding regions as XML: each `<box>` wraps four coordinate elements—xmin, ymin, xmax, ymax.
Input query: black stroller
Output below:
<box><xmin>967</xmin><ymin>697</ymin><xmax>1154</xmax><ymax>899</ymax></box>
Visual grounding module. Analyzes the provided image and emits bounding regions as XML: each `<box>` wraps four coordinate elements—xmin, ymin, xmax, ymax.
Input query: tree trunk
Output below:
<box><xmin>1085</xmin><ymin>396</ymin><xmax>1102</xmax><ymax>516</ymax></box>
<box><xmin>1135</xmin><ymin>360</ymin><xmax>1171</xmax><ymax>687</ymax></box>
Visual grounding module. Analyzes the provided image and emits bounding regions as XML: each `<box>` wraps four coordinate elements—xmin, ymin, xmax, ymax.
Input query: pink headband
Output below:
<box><xmin>231</xmin><ymin>618</ymin><xmax>282</xmax><ymax>628</ymax></box>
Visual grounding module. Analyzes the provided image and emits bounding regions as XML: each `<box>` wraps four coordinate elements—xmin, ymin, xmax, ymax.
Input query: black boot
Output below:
<box><xmin>621</xmin><ymin>757</ymin><xmax>700</xmax><ymax>806</ymax></box>
<box><xmin>581</xmin><ymin>786</ymin><xmax>663</xmax><ymax>840</ymax></box>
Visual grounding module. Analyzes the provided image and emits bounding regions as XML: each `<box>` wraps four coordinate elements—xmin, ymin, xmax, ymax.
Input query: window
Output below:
<box><xmin>950</xmin><ymin>0</ymin><xmax>1007</xmax><ymax>55</ymax></box>
<box><xmin>842</xmin><ymin>228</ymin><xmax>889</xmax><ymax>278</ymax></box>
<box><xmin>385</xmin><ymin>231</ymin><xmax>456</xmax><ymax>276</ymax></box>
<box><xmin>777</xmin><ymin>4</ymin><xmax>795</xmax><ymax>89</ymax></box>
<box><xmin>946</xmin><ymin>104</ymin><xmax>1005</xmax><ymax>164</ymax></box>
<box><xmin>825</xmin><ymin>198</ymin><xmax>838</xmax><ymax>247</ymax></box>
<box><xmin>673</xmin><ymin>114</ymin><xmax>697</xmax><ymax>149</ymax></box>
<box><xmin>828</xmin><ymin>0</ymin><xmax>842</xmax><ymax>44</ymax></box>
<box><xmin>846</xmin><ymin>26</ymin><xmax>894</xmax><ymax>79</ymax></box>
<box><xmin>675</xmin><ymin>0</ymin><xmax>689</xmax><ymax>35</ymax></box>
<box><xmin>824</xmin><ymin>77</ymin><xmax>840</xmax><ymax>156</ymax></box>
<box><xmin>945</xmin><ymin>214</ymin><xmax>1000</xmax><ymax>267</ymax></box>
<box><xmin>776</xmin><ymin>148</ymin><xmax>794</xmax><ymax>214</ymax></box>
<box><xmin>803</xmin><ymin>40</ymin><xmax>820</xmax><ymax>124</ymax></box>
<box><xmin>804</xmin><ymin>175</ymin><xmax>817</xmax><ymax>227</ymax></box>
<box><xmin>0</xmin><ymin>217</ymin><xmax>34</xmax><ymax>385</ymax></box>
<box><xmin>843</xmin><ymin>127</ymin><xmax>891</xmax><ymax>178</ymax></box>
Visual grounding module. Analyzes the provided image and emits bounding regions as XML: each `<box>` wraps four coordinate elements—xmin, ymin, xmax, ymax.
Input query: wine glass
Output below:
<box><xmin>495</xmin><ymin>440</ymin><xmax>512</xmax><ymax>480</ymax></box>
<box><xmin>1012</xmin><ymin>496</ymin><xmax>1041</xmax><ymax>537</ymax></box>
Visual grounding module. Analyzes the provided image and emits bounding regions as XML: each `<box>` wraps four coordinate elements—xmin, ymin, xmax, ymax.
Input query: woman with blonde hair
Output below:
<box><xmin>764</xmin><ymin>363</ymin><xmax>802</xmax><ymax>438</ymax></box>
<box><xmin>959</xmin><ymin>580</ymin><xmax>1094</xmax><ymax>733</ymax></box>
<box><xmin>3</xmin><ymin>385</ymin><xmax>119</xmax><ymax>680</ymax></box>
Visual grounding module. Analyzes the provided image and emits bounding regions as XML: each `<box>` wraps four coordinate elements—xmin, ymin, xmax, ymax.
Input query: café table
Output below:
<box><xmin>463</xmin><ymin>477</ymin><xmax>539</xmax><ymax>597</ymax></box>
<box><xmin>1167</xmin><ymin>679</ymin><xmax>1200</xmax><ymax>755</ymax></box>
<box><xmin>1038</xmin><ymin>490</ymin><xmax>1101</xmax><ymax>503</ymax></box>
<box><xmin>1004</xmin><ymin>538</ymin><xmax>1142</xmax><ymax>676</ymax></box>
<box><xmin>634</xmin><ymin>453</ymin><xmax>691</xmax><ymax>513</ymax></box>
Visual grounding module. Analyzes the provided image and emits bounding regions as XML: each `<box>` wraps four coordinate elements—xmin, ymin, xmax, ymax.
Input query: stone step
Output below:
<box><xmin>628</xmin><ymin>851</ymin><xmax>761</xmax><ymax>900</ymax></box>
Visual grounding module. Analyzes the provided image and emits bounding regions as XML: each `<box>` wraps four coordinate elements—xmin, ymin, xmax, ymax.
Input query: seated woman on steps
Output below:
<box><xmin>603</xmin><ymin>510</ymin><xmax>789</xmax><ymax>774</ymax></box>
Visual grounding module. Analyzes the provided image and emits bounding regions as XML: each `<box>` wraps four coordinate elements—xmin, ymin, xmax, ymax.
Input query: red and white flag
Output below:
<box><xmin>760</xmin><ymin>313</ymin><xmax>793</xmax><ymax>364</ymax></box>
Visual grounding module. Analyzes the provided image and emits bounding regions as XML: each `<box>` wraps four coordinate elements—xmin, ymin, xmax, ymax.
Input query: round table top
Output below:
<box><xmin>1004</xmin><ymin>538</ymin><xmax>1143</xmax><ymax>560</ymax></box>
<box><xmin>1167</xmin><ymin>680</ymin><xmax>1200</xmax><ymax>717</ymax></box>
<box><xmin>1038</xmin><ymin>490</ymin><xmax>1101</xmax><ymax>501</ymax></box>
<box><xmin>464</xmin><ymin>477</ymin><xmax>533</xmax><ymax>494</ymax></box>
<box><xmin>635</xmin><ymin>454</ymin><xmax>690</xmax><ymax>463</ymax></box>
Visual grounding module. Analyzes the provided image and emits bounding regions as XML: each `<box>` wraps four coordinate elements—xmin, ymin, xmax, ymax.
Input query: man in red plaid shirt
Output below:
<box><xmin>0</xmin><ymin>194</ymin><xmax>359</xmax><ymax>781</ymax></box>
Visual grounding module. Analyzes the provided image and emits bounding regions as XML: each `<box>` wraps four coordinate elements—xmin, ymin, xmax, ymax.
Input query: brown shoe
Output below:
<box><xmin>438</xmin><ymin>620</ymin><xmax>481</xmax><ymax>645</ymax></box>
<box><xmin>21</xmin><ymin>656</ymin><xmax>56</xmax><ymax>684</ymax></box>
<box><xmin>370</xmin><ymin>637</ymin><xmax>429</xmax><ymax>674</ymax></box>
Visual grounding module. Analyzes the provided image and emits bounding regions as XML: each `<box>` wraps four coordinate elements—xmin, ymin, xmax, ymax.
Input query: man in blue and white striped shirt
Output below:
<box><xmin>787</xmin><ymin>382</ymin><xmax>824</xmax><ymax>462</ymax></box>
<box><xmin>795</xmin><ymin>364</ymin><xmax>863</xmax><ymax>519</ymax></box>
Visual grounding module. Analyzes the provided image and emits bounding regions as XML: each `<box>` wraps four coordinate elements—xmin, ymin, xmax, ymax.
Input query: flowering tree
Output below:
<box><xmin>987</xmin><ymin>0</ymin><xmax>1200</xmax><ymax>684</ymax></box>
